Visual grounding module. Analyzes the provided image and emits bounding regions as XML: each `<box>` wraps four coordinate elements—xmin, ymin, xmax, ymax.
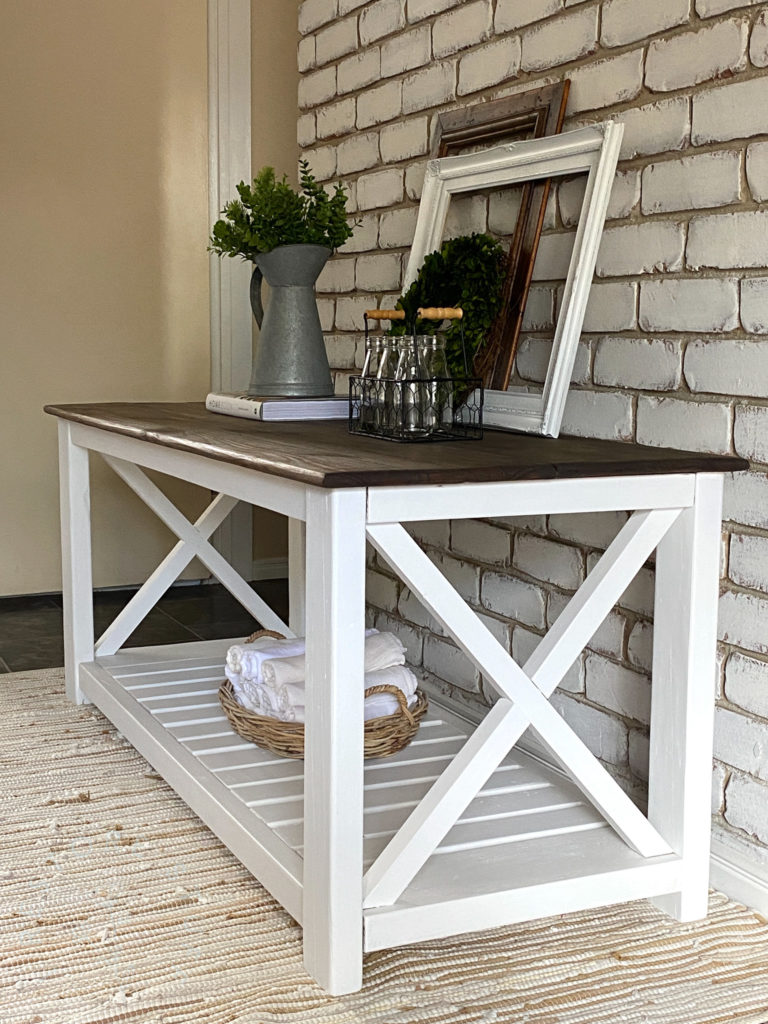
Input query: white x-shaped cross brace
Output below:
<box><xmin>363</xmin><ymin>507</ymin><xmax>681</xmax><ymax>909</ymax></box>
<box><xmin>95</xmin><ymin>455</ymin><xmax>292</xmax><ymax>656</ymax></box>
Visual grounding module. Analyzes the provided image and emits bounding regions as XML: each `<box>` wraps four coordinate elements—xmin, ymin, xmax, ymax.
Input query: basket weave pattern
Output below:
<box><xmin>218</xmin><ymin>630</ymin><xmax>428</xmax><ymax>760</ymax></box>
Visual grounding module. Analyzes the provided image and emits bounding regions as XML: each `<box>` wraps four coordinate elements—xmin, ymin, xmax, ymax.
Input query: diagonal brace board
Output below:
<box><xmin>364</xmin><ymin>514</ymin><xmax>677</xmax><ymax>907</ymax></box>
<box><xmin>99</xmin><ymin>455</ymin><xmax>292</xmax><ymax>648</ymax></box>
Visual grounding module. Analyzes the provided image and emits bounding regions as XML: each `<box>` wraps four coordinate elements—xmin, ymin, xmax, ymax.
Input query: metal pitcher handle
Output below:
<box><xmin>249</xmin><ymin>265</ymin><xmax>264</xmax><ymax>328</ymax></box>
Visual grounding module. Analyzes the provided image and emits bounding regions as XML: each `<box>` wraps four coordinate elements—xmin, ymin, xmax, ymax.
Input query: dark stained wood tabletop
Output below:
<box><xmin>45</xmin><ymin>402</ymin><xmax>748</xmax><ymax>489</ymax></box>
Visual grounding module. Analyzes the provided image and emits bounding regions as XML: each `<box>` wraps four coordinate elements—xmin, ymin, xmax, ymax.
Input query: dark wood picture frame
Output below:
<box><xmin>434</xmin><ymin>81</ymin><xmax>570</xmax><ymax>391</ymax></box>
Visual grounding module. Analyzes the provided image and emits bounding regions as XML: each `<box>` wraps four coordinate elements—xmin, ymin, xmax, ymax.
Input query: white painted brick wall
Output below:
<box><xmin>359</xmin><ymin>0</ymin><xmax>405</xmax><ymax>45</ymax></box>
<box><xmin>406</xmin><ymin>0</ymin><xmax>458</xmax><ymax>22</ymax></box>
<box><xmin>451</xmin><ymin>519</ymin><xmax>511</xmax><ymax>566</ymax></box>
<box><xmin>355</xmin><ymin>252</ymin><xmax>402</xmax><ymax>292</ymax></box>
<box><xmin>586</xmin><ymin>654</ymin><xmax>651</xmax><ymax>724</ymax></box>
<box><xmin>724</xmin><ymin>651</ymin><xmax>768</xmax><ymax>718</ymax></box>
<box><xmin>381</xmin><ymin>25</ymin><xmax>431</xmax><ymax>77</ymax></box>
<box><xmin>402</xmin><ymin>62</ymin><xmax>455</xmax><ymax>113</ymax></box>
<box><xmin>688</xmin><ymin>211</ymin><xmax>768</xmax><ymax>270</ymax></box>
<box><xmin>735</xmin><ymin>405</ymin><xmax>768</xmax><ymax>462</ymax></box>
<box><xmin>566</xmin><ymin>49</ymin><xmax>644</xmax><ymax>115</ymax></box>
<box><xmin>636</xmin><ymin>397</ymin><xmax>732</xmax><ymax>454</ymax></box>
<box><xmin>715</xmin><ymin>706</ymin><xmax>768</xmax><ymax>781</ymax></box>
<box><xmin>379</xmin><ymin>206</ymin><xmax>419</xmax><ymax>247</ymax></box>
<box><xmin>495</xmin><ymin>0</ymin><xmax>560</xmax><ymax>33</ymax></box>
<box><xmin>298</xmin><ymin>0</ymin><xmax>768</xmax><ymax>864</ymax></box>
<box><xmin>642</xmin><ymin>151</ymin><xmax>741</xmax><ymax>214</ymax></box>
<box><xmin>725</xmin><ymin>772</ymin><xmax>768</xmax><ymax>845</ymax></box>
<box><xmin>373</xmin><ymin>610</ymin><xmax>424</xmax><ymax>665</ymax></box>
<box><xmin>751</xmin><ymin>9</ymin><xmax>768</xmax><ymax>67</ymax></box>
<box><xmin>432</xmin><ymin>1</ymin><xmax>492</xmax><ymax>59</ymax></box>
<box><xmin>601</xmin><ymin>0</ymin><xmax>689</xmax><ymax>48</ymax></box>
<box><xmin>356</xmin><ymin>167</ymin><xmax>404</xmax><ymax>210</ymax></box>
<box><xmin>724</xmin><ymin>471</ymin><xmax>768</xmax><ymax>530</ymax></box>
<box><xmin>746</xmin><ymin>141</ymin><xmax>768</xmax><ymax>203</ymax></box>
<box><xmin>639</xmin><ymin>279</ymin><xmax>739</xmax><ymax>332</ymax></box>
<box><xmin>299</xmin><ymin>0</ymin><xmax>337</xmax><ymax>34</ymax></box>
<box><xmin>730</xmin><ymin>533</ymin><xmax>768</xmax><ymax>592</ymax></box>
<box><xmin>458</xmin><ymin>36</ymin><xmax>522</xmax><ymax>95</ymax></box>
<box><xmin>720</xmin><ymin>589</ymin><xmax>768</xmax><ymax>655</ymax></box>
<box><xmin>685</xmin><ymin>339</ymin><xmax>768</xmax><ymax>397</ymax></box>
<box><xmin>697</xmin><ymin>0</ymin><xmax>763</xmax><ymax>15</ymax></box>
<box><xmin>741</xmin><ymin>278</ymin><xmax>768</xmax><ymax>334</ymax></box>
<box><xmin>481</xmin><ymin>571</ymin><xmax>547</xmax><ymax>628</ymax></box>
<box><xmin>521</xmin><ymin>7</ymin><xmax>598</xmax><ymax>72</ymax></box>
<box><xmin>594</xmin><ymin>337</ymin><xmax>682</xmax><ymax>391</ymax></box>
<box><xmin>512</xmin><ymin>534</ymin><xmax>584</xmax><ymax>589</ymax></box>
<box><xmin>693</xmin><ymin>78</ymin><xmax>768</xmax><ymax>145</ymax></box>
<box><xmin>315</xmin><ymin>16</ymin><xmax>358</xmax><ymax>65</ymax></box>
<box><xmin>645</xmin><ymin>19</ymin><xmax>748</xmax><ymax>93</ymax></box>
<box><xmin>335</xmin><ymin>132</ymin><xmax>380</xmax><ymax>175</ymax></box>
<box><xmin>595</xmin><ymin>221</ymin><xmax>685</xmax><ymax>277</ymax></box>
<box><xmin>560</xmin><ymin>389</ymin><xmax>634</xmax><ymax>441</ymax></box>
<box><xmin>551</xmin><ymin>692</ymin><xmax>629</xmax><ymax>765</ymax></box>
<box><xmin>357</xmin><ymin>79</ymin><xmax>402</xmax><ymax>129</ymax></box>
<box><xmin>337</xmin><ymin>49</ymin><xmax>381</xmax><ymax>94</ymax></box>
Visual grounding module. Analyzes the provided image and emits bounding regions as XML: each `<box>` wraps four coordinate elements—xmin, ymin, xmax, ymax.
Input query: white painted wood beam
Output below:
<box><xmin>95</xmin><ymin>493</ymin><xmax>240</xmax><ymax>656</ymax></box>
<box><xmin>101</xmin><ymin>455</ymin><xmax>291</xmax><ymax>637</ymax></box>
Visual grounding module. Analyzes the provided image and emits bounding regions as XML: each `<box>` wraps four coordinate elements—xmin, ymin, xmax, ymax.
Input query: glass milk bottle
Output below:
<box><xmin>395</xmin><ymin>336</ymin><xmax>429</xmax><ymax>437</ymax></box>
<box><xmin>419</xmin><ymin>334</ymin><xmax>453</xmax><ymax>433</ymax></box>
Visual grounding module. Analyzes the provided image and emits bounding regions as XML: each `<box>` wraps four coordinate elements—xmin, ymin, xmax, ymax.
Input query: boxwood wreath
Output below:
<box><xmin>390</xmin><ymin>233</ymin><xmax>505</xmax><ymax>379</ymax></box>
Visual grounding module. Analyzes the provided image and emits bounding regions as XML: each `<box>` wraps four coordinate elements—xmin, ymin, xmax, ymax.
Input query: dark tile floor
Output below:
<box><xmin>0</xmin><ymin>579</ymin><xmax>289</xmax><ymax>673</ymax></box>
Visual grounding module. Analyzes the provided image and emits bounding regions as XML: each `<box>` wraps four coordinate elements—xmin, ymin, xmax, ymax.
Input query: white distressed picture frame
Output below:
<box><xmin>403</xmin><ymin>121</ymin><xmax>624</xmax><ymax>438</ymax></box>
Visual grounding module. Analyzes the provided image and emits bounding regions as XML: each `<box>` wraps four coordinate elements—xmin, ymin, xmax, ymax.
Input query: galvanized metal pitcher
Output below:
<box><xmin>248</xmin><ymin>243</ymin><xmax>334</xmax><ymax>397</ymax></box>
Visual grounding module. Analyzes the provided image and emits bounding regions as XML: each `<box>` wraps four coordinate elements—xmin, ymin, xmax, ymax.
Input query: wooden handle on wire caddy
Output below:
<box><xmin>417</xmin><ymin>307</ymin><xmax>463</xmax><ymax>320</ymax></box>
<box><xmin>364</xmin><ymin>309</ymin><xmax>406</xmax><ymax>321</ymax></box>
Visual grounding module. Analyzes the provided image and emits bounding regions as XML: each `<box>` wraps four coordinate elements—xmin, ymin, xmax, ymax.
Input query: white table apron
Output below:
<box><xmin>56</xmin><ymin>417</ymin><xmax>724</xmax><ymax>996</ymax></box>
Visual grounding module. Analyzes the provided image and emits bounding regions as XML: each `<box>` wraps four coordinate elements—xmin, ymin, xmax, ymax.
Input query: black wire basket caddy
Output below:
<box><xmin>348</xmin><ymin>375</ymin><xmax>484</xmax><ymax>443</ymax></box>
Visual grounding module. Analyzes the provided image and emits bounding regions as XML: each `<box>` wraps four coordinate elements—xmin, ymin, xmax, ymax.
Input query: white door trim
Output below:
<box><xmin>208</xmin><ymin>0</ymin><xmax>253</xmax><ymax>576</ymax></box>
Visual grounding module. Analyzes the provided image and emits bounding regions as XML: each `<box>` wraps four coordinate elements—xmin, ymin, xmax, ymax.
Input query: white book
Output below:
<box><xmin>205</xmin><ymin>392</ymin><xmax>349</xmax><ymax>421</ymax></box>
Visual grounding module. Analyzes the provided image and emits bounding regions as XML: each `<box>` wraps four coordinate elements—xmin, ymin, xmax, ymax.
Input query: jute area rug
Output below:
<box><xmin>2</xmin><ymin>669</ymin><xmax>768</xmax><ymax>1024</ymax></box>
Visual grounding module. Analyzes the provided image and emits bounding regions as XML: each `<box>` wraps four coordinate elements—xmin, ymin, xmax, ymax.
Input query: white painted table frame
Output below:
<box><xmin>57</xmin><ymin>417</ymin><xmax>724</xmax><ymax>996</ymax></box>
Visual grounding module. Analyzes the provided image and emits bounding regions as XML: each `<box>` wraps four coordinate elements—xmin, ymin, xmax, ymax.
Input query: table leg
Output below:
<box><xmin>302</xmin><ymin>488</ymin><xmax>366</xmax><ymax>994</ymax></box>
<box><xmin>649</xmin><ymin>473</ymin><xmax>724</xmax><ymax>920</ymax></box>
<box><xmin>58</xmin><ymin>421</ymin><xmax>95</xmax><ymax>704</ymax></box>
<box><xmin>288</xmin><ymin>517</ymin><xmax>307</xmax><ymax>636</ymax></box>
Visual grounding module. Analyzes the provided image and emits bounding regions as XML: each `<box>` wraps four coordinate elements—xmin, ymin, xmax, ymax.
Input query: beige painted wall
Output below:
<box><xmin>0</xmin><ymin>0</ymin><xmax>211</xmax><ymax>596</ymax></box>
<box><xmin>249</xmin><ymin>1</ymin><xmax>299</xmax><ymax>566</ymax></box>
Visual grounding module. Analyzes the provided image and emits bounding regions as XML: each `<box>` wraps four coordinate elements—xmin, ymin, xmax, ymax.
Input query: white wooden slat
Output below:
<box><xmin>102</xmin><ymin>455</ymin><xmax>292</xmax><ymax>637</ymax></box>
<box><xmin>649</xmin><ymin>473</ymin><xmax>724</xmax><ymax>922</ymax></box>
<box><xmin>96</xmin><ymin>492</ymin><xmax>240</xmax><ymax>656</ymax></box>
<box><xmin>69</xmin><ymin>420</ymin><xmax>307</xmax><ymax>521</ymax></box>
<box><xmin>58</xmin><ymin>420</ymin><xmax>94</xmax><ymax>704</ymax></box>
<box><xmin>152</xmin><ymin>706</ymin><xmax>230</xmax><ymax>729</ymax></box>
<box><xmin>363</xmin><ymin>699</ymin><xmax>522</xmax><ymax>908</ymax></box>
<box><xmin>366</xmin><ymin>474</ymin><xmax>695</xmax><ymax>525</ymax></box>
<box><xmin>365</xmin><ymin>522</ymin><xmax>671</xmax><ymax>908</ymax></box>
<box><xmin>141</xmin><ymin>694</ymin><xmax>221</xmax><ymax>713</ymax></box>
<box><xmin>103</xmin><ymin>637</ymin><xmax>233</xmax><ymax>673</ymax></box>
<box><xmin>79</xmin><ymin>660</ymin><xmax>304</xmax><ymax>923</ymax></box>
<box><xmin>302</xmin><ymin>487</ymin><xmax>367</xmax><ymax>994</ymax></box>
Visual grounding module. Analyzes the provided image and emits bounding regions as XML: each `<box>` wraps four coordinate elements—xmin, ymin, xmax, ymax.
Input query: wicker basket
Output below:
<box><xmin>218</xmin><ymin>630</ymin><xmax>428</xmax><ymax>760</ymax></box>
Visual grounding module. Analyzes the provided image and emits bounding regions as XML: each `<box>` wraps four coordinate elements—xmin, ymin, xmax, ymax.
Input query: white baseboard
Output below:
<box><xmin>251</xmin><ymin>557</ymin><xmax>289</xmax><ymax>581</ymax></box>
<box><xmin>710</xmin><ymin>838</ymin><xmax>768</xmax><ymax>916</ymax></box>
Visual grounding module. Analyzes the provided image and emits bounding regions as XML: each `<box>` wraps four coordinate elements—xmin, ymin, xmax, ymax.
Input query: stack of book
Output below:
<box><xmin>206</xmin><ymin>392</ymin><xmax>348</xmax><ymax>422</ymax></box>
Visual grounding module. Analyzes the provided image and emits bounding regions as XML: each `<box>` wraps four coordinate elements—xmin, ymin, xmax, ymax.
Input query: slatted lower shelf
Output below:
<box><xmin>80</xmin><ymin>639</ymin><xmax>683</xmax><ymax>952</ymax></box>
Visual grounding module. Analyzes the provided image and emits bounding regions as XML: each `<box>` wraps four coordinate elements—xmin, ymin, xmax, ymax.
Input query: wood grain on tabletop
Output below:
<box><xmin>45</xmin><ymin>402</ymin><xmax>749</xmax><ymax>489</ymax></box>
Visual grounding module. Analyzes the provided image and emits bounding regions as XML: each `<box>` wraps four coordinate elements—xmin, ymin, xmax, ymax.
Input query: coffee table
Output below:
<box><xmin>46</xmin><ymin>402</ymin><xmax>746</xmax><ymax>994</ymax></box>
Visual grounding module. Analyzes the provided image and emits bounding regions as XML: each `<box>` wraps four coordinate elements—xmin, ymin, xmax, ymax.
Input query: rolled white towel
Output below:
<box><xmin>261</xmin><ymin>631</ymin><xmax>406</xmax><ymax>687</ymax></box>
<box><xmin>226</xmin><ymin>628</ymin><xmax>380</xmax><ymax>685</ymax></box>
<box><xmin>255</xmin><ymin>664</ymin><xmax>420</xmax><ymax>722</ymax></box>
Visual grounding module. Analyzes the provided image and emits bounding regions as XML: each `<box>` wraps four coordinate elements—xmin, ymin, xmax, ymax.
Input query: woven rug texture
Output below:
<box><xmin>1</xmin><ymin>668</ymin><xmax>767</xmax><ymax>1024</ymax></box>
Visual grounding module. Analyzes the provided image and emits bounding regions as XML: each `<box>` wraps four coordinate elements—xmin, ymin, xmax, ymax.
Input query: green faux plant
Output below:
<box><xmin>389</xmin><ymin>233</ymin><xmax>505</xmax><ymax>379</ymax></box>
<box><xmin>209</xmin><ymin>160</ymin><xmax>354</xmax><ymax>260</ymax></box>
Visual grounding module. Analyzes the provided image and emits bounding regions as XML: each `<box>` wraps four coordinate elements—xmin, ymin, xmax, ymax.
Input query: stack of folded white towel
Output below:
<box><xmin>225</xmin><ymin>630</ymin><xmax>418</xmax><ymax>722</ymax></box>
